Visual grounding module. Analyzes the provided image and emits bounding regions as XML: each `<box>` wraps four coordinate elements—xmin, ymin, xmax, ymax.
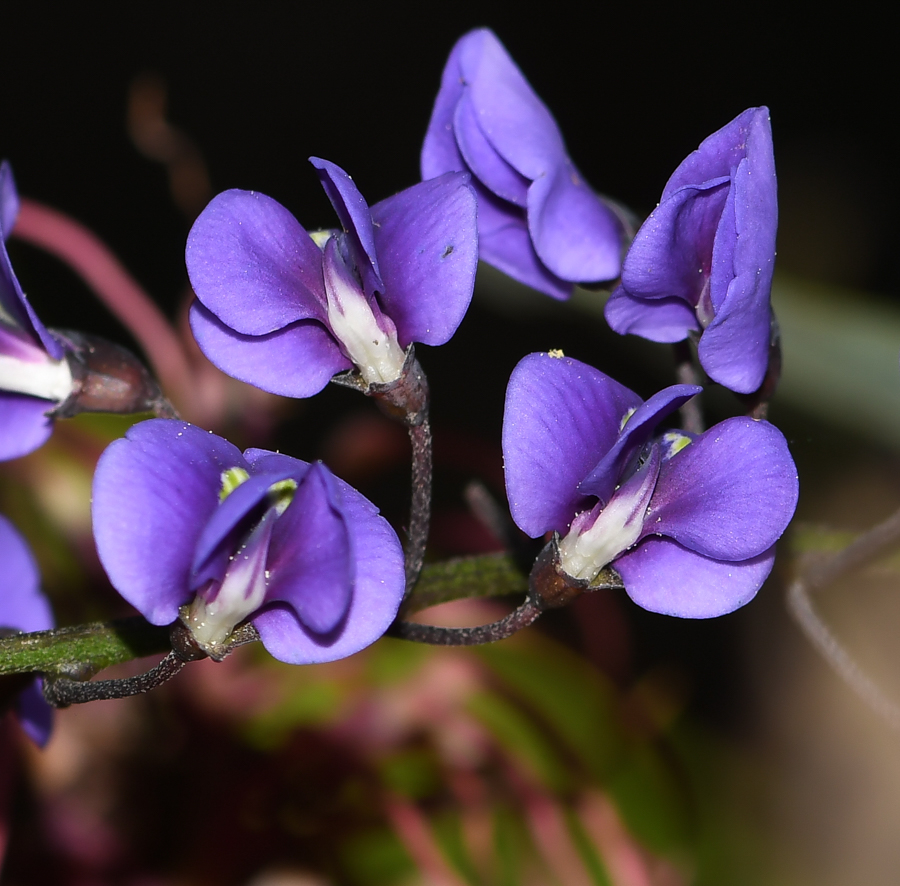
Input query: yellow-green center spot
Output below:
<box><xmin>662</xmin><ymin>430</ymin><xmax>692</xmax><ymax>456</ymax></box>
<box><xmin>619</xmin><ymin>406</ymin><xmax>637</xmax><ymax>431</ymax></box>
<box><xmin>267</xmin><ymin>478</ymin><xmax>298</xmax><ymax>516</ymax></box>
<box><xmin>219</xmin><ymin>467</ymin><xmax>250</xmax><ymax>502</ymax></box>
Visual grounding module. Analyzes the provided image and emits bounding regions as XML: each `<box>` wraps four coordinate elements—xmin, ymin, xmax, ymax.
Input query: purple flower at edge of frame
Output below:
<box><xmin>421</xmin><ymin>28</ymin><xmax>624</xmax><ymax>301</ymax></box>
<box><xmin>0</xmin><ymin>161</ymin><xmax>76</xmax><ymax>460</ymax></box>
<box><xmin>92</xmin><ymin>419</ymin><xmax>406</xmax><ymax>663</ymax></box>
<box><xmin>186</xmin><ymin>159</ymin><xmax>478</xmax><ymax>398</ymax></box>
<box><xmin>0</xmin><ymin>514</ymin><xmax>54</xmax><ymax>746</ymax></box>
<box><xmin>502</xmin><ymin>352</ymin><xmax>798</xmax><ymax>617</ymax></box>
<box><xmin>604</xmin><ymin>108</ymin><xmax>778</xmax><ymax>395</ymax></box>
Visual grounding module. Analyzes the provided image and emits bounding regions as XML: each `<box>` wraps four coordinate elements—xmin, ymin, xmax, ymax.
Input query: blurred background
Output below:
<box><xmin>2</xmin><ymin>3</ymin><xmax>900</xmax><ymax>884</ymax></box>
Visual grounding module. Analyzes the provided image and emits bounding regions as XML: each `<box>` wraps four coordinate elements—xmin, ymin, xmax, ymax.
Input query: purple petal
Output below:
<box><xmin>421</xmin><ymin>37</ymin><xmax>469</xmax><ymax>180</ymax></box>
<box><xmin>0</xmin><ymin>515</ymin><xmax>52</xmax><ymax>632</ymax></box>
<box><xmin>245</xmin><ymin>451</ymin><xmax>405</xmax><ymax>664</ymax></box>
<box><xmin>453</xmin><ymin>97</ymin><xmax>529</xmax><ymax>206</ymax></box>
<box><xmin>265</xmin><ymin>461</ymin><xmax>352</xmax><ymax>635</ymax></box>
<box><xmin>1</xmin><ymin>161</ymin><xmax>20</xmax><ymax>239</ymax></box>
<box><xmin>617</xmin><ymin>179</ymin><xmax>730</xmax><ymax>304</ymax></box>
<box><xmin>579</xmin><ymin>384</ymin><xmax>701</xmax><ymax>504</ymax></box>
<box><xmin>16</xmin><ymin>679</ymin><xmax>53</xmax><ymax>746</ymax></box>
<box><xmin>309</xmin><ymin>158</ymin><xmax>383</xmax><ymax>298</ymax></box>
<box><xmin>642</xmin><ymin>417</ymin><xmax>798</xmax><ymax>559</ymax></box>
<box><xmin>616</xmin><ymin>536</ymin><xmax>775</xmax><ymax>617</ymax></box>
<box><xmin>370</xmin><ymin>173</ymin><xmax>478</xmax><ymax>346</ymax></box>
<box><xmin>186</xmin><ymin>189</ymin><xmax>327</xmax><ymax>335</ymax></box>
<box><xmin>503</xmin><ymin>353</ymin><xmax>641</xmax><ymax>537</ymax></box>
<box><xmin>476</xmin><ymin>190</ymin><xmax>572</xmax><ymax>300</ymax></box>
<box><xmin>190</xmin><ymin>303</ymin><xmax>350</xmax><ymax>398</ymax></box>
<box><xmin>0</xmin><ymin>393</ymin><xmax>54</xmax><ymax>461</ymax></box>
<box><xmin>458</xmin><ymin>29</ymin><xmax>566</xmax><ymax>179</ymax></box>
<box><xmin>527</xmin><ymin>161</ymin><xmax>622</xmax><ymax>283</ymax></box>
<box><xmin>604</xmin><ymin>289</ymin><xmax>699</xmax><ymax>342</ymax></box>
<box><xmin>662</xmin><ymin>108</ymin><xmax>771</xmax><ymax>199</ymax></box>
<box><xmin>92</xmin><ymin>420</ymin><xmax>247</xmax><ymax>625</ymax></box>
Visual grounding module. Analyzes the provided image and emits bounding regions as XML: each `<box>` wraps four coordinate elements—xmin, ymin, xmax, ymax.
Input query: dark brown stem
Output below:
<box><xmin>673</xmin><ymin>340</ymin><xmax>704</xmax><ymax>434</ymax></box>
<box><xmin>387</xmin><ymin>596</ymin><xmax>543</xmax><ymax>646</ymax></box>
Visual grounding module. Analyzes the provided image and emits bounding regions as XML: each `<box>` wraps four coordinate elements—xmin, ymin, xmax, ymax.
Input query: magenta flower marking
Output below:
<box><xmin>422</xmin><ymin>28</ymin><xmax>624</xmax><ymax>300</ymax></box>
<box><xmin>503</xmin><ymin>353</ymin><xmax>798</xmax><ymax>617</ymax></box>
<box><xmin>92</xmin><ymin>420</ymin><xmax>406</xmax><ymax>663</ymax></box>
<box><xmin>605</xmin><ymin>108</ymin><xmax>778</xmax><ymax>394</ymax></box>
<box><xmin>187</xmin><ymin>158</ymin><xmax>478</xmax><ymax>398</ymax></box>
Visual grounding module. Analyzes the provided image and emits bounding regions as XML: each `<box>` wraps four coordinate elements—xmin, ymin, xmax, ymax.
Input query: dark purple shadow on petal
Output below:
<box><xmin>245</xmin><ymin>451</ymin><xmax>405</xmax><ymax>664</ymax></box>
<box><xmin>187</xmin><ymin>189</ymin><xmax>327</xmax><ymax>335</ymax></box>
<box><xmin>265</xmin><ymin>462</ymin><xmax>352</xmax><ymax>635</ymax></box>
<box><xmin>528</xmin><ymin>161</ymin><xmax>622</xmax><ymax>283</ymax></box>
<box><xmin>0</xmin><ymin>393</ymin><xmax>54</xmax><ymax>461</ymax></box>
<box><xmin>579</xmin><ymin>384</ymin><xmax>701</xmax><ymax>504</ymax></box>
<box><xmin>371</xmin><ymin>173</ymin><xmax>478</xmax><ymax>347</ymax></box>
<box><xmin>476</xmin><ymin>189</ymin><xmax>572</xmax><ymax>300</ymax></box>
<box><xmin>16</xmin><ymin>680</ymin><xmax>53</xmax><ymax>746</ymax></box>
<box><xmin>616</xmin><ymin>536</ymin><xmax>775</xmax><ymax>618</ymax></box>
<box><xmin>309</xmin><ymin>158</ymin><xmax>383</xmax><ymax>298</ymax></box>
<box><xmin>0</xmin><ymin>515</ymin><xmax>52</xmax><ymax>631</ymax></box>
<box><xmin>190</xmin><ymin>303</ymin><xmax>349</xmax><ymax>399</ymax></box>
<box><xmin>643</xmin><ymin>417</ymin><xmax>798</xmax><ymax>559</ymax></box>
<box><xmin>92</xmin><ymin>420</ymin><xmax>247</xmax><ymax>625</ymax></box>
<box><xmin>503</xmin><ymin>353</ymin><xmax>641</xmax><ymax>537</ymax></box>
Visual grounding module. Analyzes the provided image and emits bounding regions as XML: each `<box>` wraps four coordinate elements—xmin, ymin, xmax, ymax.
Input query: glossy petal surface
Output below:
<box><xmin>0</xmin><ymin>393</ymin><xmax>54</xmax><ymax>461</ymax></box>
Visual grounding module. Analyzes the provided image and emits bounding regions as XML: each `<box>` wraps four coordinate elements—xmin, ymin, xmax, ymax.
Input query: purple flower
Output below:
<box><xmin>92</xmin><ymin>420</ymin><xmax>406</xmax><ymax>663</ymax></box>
<box><xmin>503</xmin><ymin>353</ymin><xmax>798</xmax><ymax>617</ymax></box>
<box><xmin>0</xmin><ymin>162</ymin><xmax>75</xmax><ymax>459</ymax></box>
<box><xmin>421</xmin><ymin>28</ymin><xmax>624</xmax><ymax>301</ymax></box>
<box><xmin>187</xmin><ymin>158</ymin><xmax>478</xmax><ymax>398</ymax></box>
<box><xmin>0</xmin><ymin>514</ymin><xmax>54</xmax><ymax>745</ymax></box>
<box><xmin>604</xmin><ymin>108</ymin><xmax>778</xmax><ymax>395</ymax></box>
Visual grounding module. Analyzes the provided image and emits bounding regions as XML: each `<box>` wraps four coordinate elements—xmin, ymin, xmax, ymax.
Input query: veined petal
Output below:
<box><xmin>245</xmin><ymin>450</ymin><xmax>405</xmax><ymax>664</ymax></box>
<box><xmin>186</xmin><ymin>189</ymin><xmax>327</xmax><ymax>335</ymax></box>
<box><xmin>604</xmin><ymin>290</ymin><xmax>700</xmax><ymax>342</ymax></box>
<box><xmin>265</xmin><ymin>461</ymin><xmax>353</xmax><ymax>635</ymax></box>
<box><xmin>642</xmin><ymin>417</ymin><xmax>798</xmax><ymax>560</ymax></box>
<box><xmin>0</xmin><ymin>393</ymin><xmax>54</xmax><ymax>461</ymax></box>
<box><xmin>617</xmin><ymin>537</ymin><xmax>775</xmax><ymax>617</ymax></box>
<box><xmin>503</xmin><ymin>353</ymin><xmax>641</xmax><ymax>537</ymax></box>
<box><xmin>527</xmin><ymin>161</ymin><xmax>622</xmax><ymax>283</ymax></box>
<box><xmin>309</xmin><ymin>158</ymin><xmax>383</xmax><ymax>298</ymax></box>
<box><xmin>189</xmin><ymin>303</ymin><xmax>350</xmax><ymax>398</ymax></box>
<box><xmin>371</xmin><ymin>173</ymin><xmax>478</xmax><ymax>347</ymax></box>
<box><xmin>458</xmin><ymin>29</ymin><xmax>566</xmax><ymax>179</ymax></box>
<box><xmin>92</xmin><ymin>420</ymin><xmax>247</xmax><ymax>625</ymax></box>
